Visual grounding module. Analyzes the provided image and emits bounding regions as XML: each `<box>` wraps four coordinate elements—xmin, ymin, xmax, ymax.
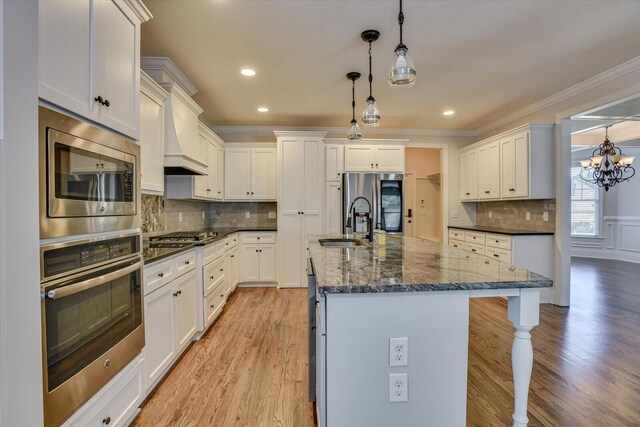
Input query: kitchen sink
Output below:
<box><xmin>318</xmin><ymin>238</ymin><xmax>368</xmax><ymax>248</ymax></box>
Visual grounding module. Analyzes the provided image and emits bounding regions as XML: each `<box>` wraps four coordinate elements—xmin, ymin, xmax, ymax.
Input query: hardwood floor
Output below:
<box><xmin>133</xmin><ymin>258</ymin><xmax>640</xmax><ymax>426</ymax></box>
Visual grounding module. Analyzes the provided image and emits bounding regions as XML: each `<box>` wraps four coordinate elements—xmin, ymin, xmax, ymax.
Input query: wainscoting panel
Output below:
<box><xmin>572</xmin><ymin>217</ymin><xmax>640</xmax><ymax>263</ymax></box>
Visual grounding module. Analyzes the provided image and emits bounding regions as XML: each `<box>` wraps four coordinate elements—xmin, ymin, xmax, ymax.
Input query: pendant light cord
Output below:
<box><xmin>351</xmin><ymin>80</ymin><xmax>356</xmax><ymax>121</ymax></box>
<box><xmin>368</xmin><ymin>43</ymin><xmax>373</xmax><ymax>98</ymax></box>
<box><xmin>398</xmin><ymin>0</ymin><xmax>404</xmax><ymax>45</ymax></box>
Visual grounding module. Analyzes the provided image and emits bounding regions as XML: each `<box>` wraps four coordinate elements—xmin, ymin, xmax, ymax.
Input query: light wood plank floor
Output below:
<box><xmin>133</xmin><ymin>258</ymin><xmax>640</xmax><ymax>426</ymax></box>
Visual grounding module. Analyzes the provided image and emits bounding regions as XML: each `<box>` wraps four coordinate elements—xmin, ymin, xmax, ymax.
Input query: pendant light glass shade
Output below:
<box><xmin>362</xmin><ymin>97</ymin><xmax>381</xmax><ymax>127</ymax></box>
<box><xmin>347</xmin><ymin>119</ymin><xmax>362</xmax><ymax>140</ymax></box>
<box><xmin>389</xmin><ymin>45</ymin><xmax>416</xmax><ymax>87</ymax></box>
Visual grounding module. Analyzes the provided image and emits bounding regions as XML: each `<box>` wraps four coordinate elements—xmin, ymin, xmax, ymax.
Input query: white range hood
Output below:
<box><xmin>141</xmin><ymin>57</ymin><xmax>207</xmax><ymax>175</ymax></box>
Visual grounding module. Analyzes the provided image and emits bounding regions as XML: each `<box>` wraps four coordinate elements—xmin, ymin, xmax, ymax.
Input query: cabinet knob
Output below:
<box><xmin>185</xmin><ymin>261</ymin><xmax>190</xmax><ymax>265</ymax></box>
<box><xmin>210</xmin><ymin>304</ymin><xmax>215</xmax><ymax>309</ymax></box>
<box><xmin>221</xmin><ymin>294</ymin><xmax>225</xmax><ymax>298</ymax></box>
<box><xmin>259</xmin><ymin>250</ymin><xmax>262</xmax><ymax>253</ymax></box>
<box><xmin>370</xmin><ymin>163</ymin><xmax>374</xmax><ymax>168</ymax></box>
<box><xmin>509</xmin><ymin>188</ymin><xmax>515</xmax><ymax>192</ymax></box>
<box><xmin>493</xmin><ymin>254</ymin><xmax>499</xmax><ymax>258</ymax></box>
<box><xmin>246</xmin><ymin>192</ymin><xmax>250</xmax><ymax>195</ymax></box>
<box><xmin>103</xmin><ymin>99</ymin><xmax>110</xmax><ymax>107</ymax></box>
<box><xmin>207</xmin><ymin>189</ymin><xmax>211</xmax><ymax>192</ymax></box>
<box><xmin>94</xmin><ymin>95</ymin><xmax>104</xmax><ymax>105</ymax></box>
<box><xmin>230</xmin><ymin>255</ymin><xmax>234</xmax><ymax>258</ymax></box>
<box><xmin>257</xmin><ymin>237</ymin><xmax>260</xmax><ymax>240</ymax></box>
<box><xmin>158</xmin><ymin>272</ymin><xmax>164</xmax><ymax>278</ymax></box>
<box><xmin>251</xmin><ymin>192</ymin><xmax>254</xmax><ymax>195</ymax></box>
<box><xmin>220</xmin><ymin>268</ymin><xmax>224</xmax><ymax>272</ymax></box>
<box><xmin>375</xmin><ymin>163</ymin><xmax>378</xmax><ymax>168</ymax></box>
<box><xmin>485</xmin><ymin>191</ymin><xmax>490</xmax><ymax>194</ymax></box>
<box><xmin>256</xmin><ymin>249</ymin><xmax>259</xmax><ymax>252</ymax></box>
<box><xmin>178</xmin><ymin>290</ymin><xmax>182</xmax><ymax>295</ymax></box>
<box><xmin>173</xmin><ymin>291</ymin><xmax>178</xmax><ymax>297</ymax></box>
<box><xmin>465</xmin><ymin>192</ymin><xmax>470</xmax><ymax>196</ymax></box>
<box><xmin>210</xmin><ymin>276</ymin><xmax>214</xmax><ymax>280</ymax></box>
<box><xmin>102</xmin><ymin>416</ymin><xmax>111</xmax><ymax>425</ymax></box>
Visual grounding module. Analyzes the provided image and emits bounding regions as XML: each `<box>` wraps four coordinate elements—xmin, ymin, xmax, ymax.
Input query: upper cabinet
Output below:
<box><xmin>140</xmin><ymin>71</ymin><xmax>168</xmax><ymax>195</ymax></box>
<box><xmin>39</xmin><ymin>0</ymin><xmax>151</xmax><ymax>140</ymax></box>
<box><xmin>460</xmin><ymin>124</ymin><xmax>554</xmax><ymax>202</ymax></box>
<box><xmin>325</xmin><ymin>145</ymin><xmax>344</xmax><ymax>182</ymax></box>
<box><xmin>224</xmin><ymin>147</ymin><xmax>277</xmax><ymax>201</ymax></box>
<box><xmin>343</xmin><ymin>145</ymin><xmax>405</xmax><ymax>173</ymax></box>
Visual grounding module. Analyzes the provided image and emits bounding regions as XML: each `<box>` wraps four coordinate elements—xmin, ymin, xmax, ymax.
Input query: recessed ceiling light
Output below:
<box><xmin>257</xmin><ymin>107</ymin><xmax>269</xmax><ymax>113</ymax></box>
<box><xmin>443</xmin><ymin>110</ymin><xmax>455</xmax><ymax>116</ymax></box>
<box><xmin>241</xmin><ymin>69</ymin><xmax>256</xmax><ymax>77</ymax></box>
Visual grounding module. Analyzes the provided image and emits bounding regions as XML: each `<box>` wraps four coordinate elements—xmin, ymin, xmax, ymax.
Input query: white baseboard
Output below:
<box><xmin>237</xmin><ymin>282</ymin><xmax>278</xmax><ymax>288</ymax></box>
<box><xmin>571</xmin><ymin>216</ymin><xmax>640</xmax><ymax>264</ymax></box>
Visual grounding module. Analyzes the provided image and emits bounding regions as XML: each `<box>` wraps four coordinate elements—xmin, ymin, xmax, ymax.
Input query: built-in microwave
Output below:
<box><xmin>39</xmin><ymin>106</ymin><xmax>141</xmax><ymax>239</ymax></box>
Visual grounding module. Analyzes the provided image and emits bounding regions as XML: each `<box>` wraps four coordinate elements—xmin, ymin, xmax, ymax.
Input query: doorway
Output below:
<box><xmin>404</xmin><ymin>148</ymin><xmax>443</xmax><ymax>242</ymax></box>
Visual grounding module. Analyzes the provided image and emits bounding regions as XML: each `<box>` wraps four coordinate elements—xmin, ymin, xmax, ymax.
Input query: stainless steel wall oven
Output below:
<box><xmin>39</xmin><ymin>106</ymin><xmax>141</xmax><ymax>239</ymax></box>
<box><xmin>40</xmin><ymin>233</ymin><xmax>144</xmax><ymax>426</ymax></box>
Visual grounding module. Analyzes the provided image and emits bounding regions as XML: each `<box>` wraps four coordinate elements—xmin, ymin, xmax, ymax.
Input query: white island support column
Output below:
<box><xmin>507</xmin><ymin>288</ymin><xmax>540</xmax><ymax>427</ymax></box>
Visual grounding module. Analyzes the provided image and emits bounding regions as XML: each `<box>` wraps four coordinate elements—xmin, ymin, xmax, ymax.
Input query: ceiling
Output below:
<box><xmin>141</xmin><ymin>0</ymin><xmax>640</xmax><ymax>132</ymax></box>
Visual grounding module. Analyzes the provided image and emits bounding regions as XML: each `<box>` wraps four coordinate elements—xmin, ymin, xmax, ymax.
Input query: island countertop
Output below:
<box><xmin>308</xmin><ymin>235</ymin><xmax>553</xmax><ymax>294</ymax></box>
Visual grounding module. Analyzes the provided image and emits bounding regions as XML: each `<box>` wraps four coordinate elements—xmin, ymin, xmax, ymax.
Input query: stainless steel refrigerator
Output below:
<box><xmin>342</xmin><ymin>173</ymin><xmax>404</xmax><ymax>235</ymax></box>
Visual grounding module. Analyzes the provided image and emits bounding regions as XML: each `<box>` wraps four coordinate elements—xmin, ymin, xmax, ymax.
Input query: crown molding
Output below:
<box><xmin>211</xmin><ymin>125</ymin><xmax>476</xmax><ymax>138</ymax></box>
<box><xmin>123</xmin><ymin>0</ymin><xmax>152</xmax><ymax>22</ymax></box>
<box><xmin>476</xmin><ymin>55</ymin><xmax>640</xmax><ymax>136</ymax></box>
<box><xmin>140</xmin><ymin>70</ymin><xmax>169</xmax><ymax>103</ymax></box>
<box><xmin>161</xmin><ymin>82</ymin><xmax>204</xmax><ymax>116</ymax></box>
<box><xmin>141</xmin><ymin>57</ymin><xmax>198</xmax><ymax>96</ymax></box>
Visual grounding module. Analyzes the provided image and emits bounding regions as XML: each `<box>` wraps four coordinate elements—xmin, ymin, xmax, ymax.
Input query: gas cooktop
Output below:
<box><xmin>149</xmin><ymin>230</ymin><xmax>219</xmax><ymax>244</ymax></box>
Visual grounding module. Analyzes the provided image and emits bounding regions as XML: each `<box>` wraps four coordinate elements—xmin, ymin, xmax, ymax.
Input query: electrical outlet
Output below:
<box><xmin>543</xmin><ymin>211</ymin><xmax>549</xmax><ymax>222</ymax></box>
<box><xmin>389</xmin><ymin>373</ymin><xmax>408</xmax><ymax>403</ymax></box>
<box><xmin>178</xmin><ymin>212</ymin><xmax>183</xmax><ymax>222</ymax></box>
<box><xmin>525</xmin><ymin>211</ymin><xmax>531</xmax><ymax>221</ymax></box>
<box><xmin>202</xmin><ymin>211</ymin><xmax>205</xmax><ymax>220</ymax></box>
<box><xmin>450</xmin><ymin>210</ymin><xmax>460</xmax><ymax>219</ymax></box>
<box><xmin>389</xmin><ymin>337</ymin><xmax>408</xmax><ymax>367</ymax></box>
<box><xmin>245</xmin><ymin>211</ymin><xmax>250</xmax><ymax>219</ymax></box>
<box><xmin>268</xmin><ymin>211</ymin><xmax>276</xmax><ymax>219</ymax></box>
<box><xmin>488</xmin><ymin>211</ymin><xmax>492</xmax><ymax>219</ymax></box>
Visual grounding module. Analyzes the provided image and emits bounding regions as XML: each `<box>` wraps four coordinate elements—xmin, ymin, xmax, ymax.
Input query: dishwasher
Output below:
<box><xmin>307</xmin><ymin>258</ymin><xmax>317</xmax><ymax>403</ymax></box>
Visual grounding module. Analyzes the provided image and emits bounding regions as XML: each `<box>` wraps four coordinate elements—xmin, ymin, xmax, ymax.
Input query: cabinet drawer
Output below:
<box><xmin>204</xmin><ymin>286</ymin><xmax>225</xmax><ymax>327</ymax></box>
<box><xmin>448</xmin><ymin>229</ymin><xmax>465</xmax><ymax>240</ymax></box>
<box><xmin>215</xmin><ymin>239</ymin><xmax>228</xmax><ymax>258</ymax></box>
<box><xmin>240</xmin><ymin>232</ymin><xmax>276</xmax><ymax>244</ymax></box>
<box><xmin>227</xmin><ymin>233</ymin><xmax>239</xmax><ymax>248</ymax></box>
<box><xmin>465</xmin><ymin>231</ymin><xmax>486</xmax><ymax>244</ymax></box>
<box><xmin>203</xmin><ymin>257</ymin><xmax>225</xmax><ymax>295</ymax></box>
<box><xmin>466</xmin><ymin>242</ymin><xmax>486</xmax><ymax>255</ymax></box>
<box><xmin>485</xmin><ymin>233</ymin><xmax>512</xmax><ymax>250</ymax></box>
<box><xmin>174</xmin><ymin>251</ymin><xmax>196</xmax><ymax>277</ymax></box>
<box><xmin>448</xmin><ymin>239</ymin><xmax>465</xmax><ymax>250</ymax></box>
<box><xmin>143</xmin><ymin>259</ymin><xmax>174</xmax><ymax>295</ymax></box>
<box><xmin>486</xmin><ymin>247</ymin><xmax>512</xmax><ymax>262</ymax></box>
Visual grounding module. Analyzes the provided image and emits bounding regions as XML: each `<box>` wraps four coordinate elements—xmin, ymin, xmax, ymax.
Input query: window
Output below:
<box><xmin>570</xmin><ymin>166</ymin><xmax>600</xmax><ymax>236</ymax></box>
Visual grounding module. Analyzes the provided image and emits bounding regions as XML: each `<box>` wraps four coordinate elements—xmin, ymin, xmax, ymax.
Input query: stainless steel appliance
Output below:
<box><xmin>39</xmin><ymin>106</ymin><xmax>141</xmax><ymax>239</ymax></box>
<box><xmin>342</xmin><ymin>173</ymin><xmax>404</xmax><ymax>235</ymax></box>
<box><xmin>307</xmin><ymin>258</ymin><xmax>317</xmax><ymax>403</ymax></box>
<box><xmin>40</xmin><ymin>233</ymin><xmax>144</xmax><ymax>427</ymax></box>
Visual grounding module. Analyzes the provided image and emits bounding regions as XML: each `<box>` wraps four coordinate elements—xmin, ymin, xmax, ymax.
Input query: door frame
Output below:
<box><xmin>404</xmin><ymin>171</ymin><xmax>415</xmax><ymax>237</ymax></box>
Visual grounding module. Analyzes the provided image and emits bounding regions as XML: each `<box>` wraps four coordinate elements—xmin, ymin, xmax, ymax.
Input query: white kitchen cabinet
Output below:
<box><xmin>258</xmin><ymin>244</ymin><xmax>276</xmax><ymax>281</ymax></box>
<box><xmin>225</xmin><ymin>146</ymin><xmax>277</xmax><ymax>201</ymax></box>
<box><xmin>276</xmin><ymin>132</ymin><xmax>326</xmax><ymax>287</ymax></box>
<box><xmin>238</xmin><ymin>232</ymin><xmax>277</xmax><ymax>283</ymax></box>
<box><xmin>217</xmin><ymin>145</ymin><xmax>225</xmax><ymax>197</ymax></box>
<box><xmin>460</xmin><ymin>124</ymin><xmax>554</xmax><ymax>202</ymax></box>
<box><xmin>140</xmin><ymin>71</ymin><xmax>168</xmax><ymax>195</ymax></box>
<box><xmin>344</xmin><ymin>145</ymin><xmax>405</xmax><ymax>173</ymax></box>
<box><xmin>239</xmin><ymin>244</ymin><xmax>260</xmax><ymax>282</ymax></box>
<box><xmin>143</xmin><ymin>284</ymin><xmax>175</xmax><ymax>390</ymax></box>
<box><xmin>39</xmin><ymin>0</ymin><xmax>150</xmax><ymax>139</ymax></box>
<box><xmin>324</xmin><ymin>182</ymin><xmax>342</xmax><ymax>235</ymax></box>
<box><xmin>173</xmin><ymin>270</ymin><xmax>198</xmax><ymax>352</ymax></box>
<box><xmin>325</xmin><ymin>145</ymin><xmax>344</xmax><ymax>182</ymax></box>
<box><xmin>229</xmin><ymin>246</ymin><xmax>239</xmax><ymax>290</ymax></box>
<box><xmin>477</xmin><ymin>141</ymin><xmax>500</xmax><ymax>199</ymax></box>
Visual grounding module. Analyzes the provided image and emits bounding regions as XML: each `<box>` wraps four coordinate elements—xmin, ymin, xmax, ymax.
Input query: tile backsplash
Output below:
<box><xmin>476</xmin><ymin>199</ymin><xmax>556</xmax><ymax>232</ymax></box>
<box><xmin>141</xmin><ymin>195</ymin><xmax>277</xmax><ymax>238</ymax></box>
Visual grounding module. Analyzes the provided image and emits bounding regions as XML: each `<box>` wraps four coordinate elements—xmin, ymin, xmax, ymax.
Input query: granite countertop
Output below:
<box><xmin>143</xmin><ymin>226</ymin><xmax>277</xmax><ymax>264</ymax></box>
<box><xmin>308</xmin><ymin>235</ymin><xmax>553</xmax><ymax>294</ymax></box>
<box><xmin>448</xmin><ymin>225</ymin><xmax>555</xmax><ymax>236</ymax></box>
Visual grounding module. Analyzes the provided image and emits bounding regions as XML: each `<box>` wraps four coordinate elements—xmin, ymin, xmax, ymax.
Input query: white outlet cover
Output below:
<box><xmin>245</xmin><ymin>211</ymin><xmax>250</xmax><ymax>219</ymax></box>
<box><xmin>450</xmin><ymin>210</ymin><xmax>460</xmax><ymax>219</ymax></box>
<box><xmin>268</xmin><ymin>211</ymin><xmax>276</xmax><ymax>219</ymax></box>
<box><xmin>525</xmin><ymin>211</ymin><xmax>531</xmax><ymax>221</ymax></box>
<box><xmin>389</xmin><ymin>373</ymin><xmax>408</xmax><ymax>403</ymax></box>
<box><xmin>543</xmin><ymin>211</ymin><xmax>549</xmax><ymax>221</ymax></box>
<box><xmin>178</xmin><ymin>212</ymin><xmax>183</xmax><ymax>222</ymax></box>
<box><xmin>488</xmin><ymin>211</ymin><xmax>492</xmax><ymax>219</ymax></box>
<box><xmin>389</xmin><ymin>337</ymin><xmax>408</xmax><ymax>367</ymax></box>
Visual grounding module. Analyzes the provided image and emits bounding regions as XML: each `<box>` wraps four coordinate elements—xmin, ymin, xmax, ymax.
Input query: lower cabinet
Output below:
<box><xmin>238</xmin><ymin>232</ymin><xmax>277</xmax><ymax>283</ymax></box>
<box><xmin>174</xmin><ymin>270</ymin><xmax>198</xmax><ymax>351</ymax></box>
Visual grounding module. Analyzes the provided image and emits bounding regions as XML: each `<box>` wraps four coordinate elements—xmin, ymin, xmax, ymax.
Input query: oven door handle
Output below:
<box><xmin>45</xmin><ymin>260</ymin><xmax>143</xmax><ymax>300</ymax></box>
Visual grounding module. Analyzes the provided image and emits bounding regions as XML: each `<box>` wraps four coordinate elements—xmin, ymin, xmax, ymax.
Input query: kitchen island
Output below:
<box><xmin>308</xmin><ymin>235</ymin><xmax>552</xmax><ymax>427</ymax></box>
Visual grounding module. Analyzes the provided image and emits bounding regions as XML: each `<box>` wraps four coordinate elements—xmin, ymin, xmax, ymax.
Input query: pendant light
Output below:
<box><xmin>389</xmin><ymin>0</ymin><xmax>416</xmax><ymax>87</ymax></box>
<box><xmin>579</xmin><ymin>125</ymin><xmax>635</xmax><ymax>191</ymax></box>
<box><xmin>361</xmin><ymin>30</ymin><xmax>381</xmax><ymax>127</ymax></box>
<box><xmin>346</xmin><ymin>72</ymin><xmax>362</xmax><ymax>141</ymax></box>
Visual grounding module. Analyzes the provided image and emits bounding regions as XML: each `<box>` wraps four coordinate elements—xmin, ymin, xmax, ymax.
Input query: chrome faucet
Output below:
<box><xmin>346</xmin><ymin>196</ymin><xmax>373</xmax><ymax>240</ymax></box>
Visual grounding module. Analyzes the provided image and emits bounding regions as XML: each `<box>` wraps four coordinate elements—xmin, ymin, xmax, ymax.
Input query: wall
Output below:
<box><xmin>209</xmin><ymin>201</ymin><xmax>277</xmax><ymax>228</ymax></box>
<box><xmin>405</xmin><ymin>148</ymin><xmax>442</xmax><ymax>241</ymax></box>
<box><xmin>477</xmin><ymin>199</ymin><xmax>556</xmax><ymax>232</ymax></box>
<box><xmin>0</xmin><ymin>1</ymin><xmax>44</xmax><ymax>425</ymax></box>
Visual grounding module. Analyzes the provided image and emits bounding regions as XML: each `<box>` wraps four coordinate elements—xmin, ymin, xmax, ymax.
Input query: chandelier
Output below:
<box><xmin>579</xmin><ymin>125</ymin><xmax>635</xmax><ymax>191</ymax></box>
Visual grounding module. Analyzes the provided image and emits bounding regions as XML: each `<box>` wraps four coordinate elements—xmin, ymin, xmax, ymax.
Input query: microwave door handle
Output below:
<box><xmin>44</xmin><ymin>260</ymin><xmax>143</xmax><ymax>300</ymax></box>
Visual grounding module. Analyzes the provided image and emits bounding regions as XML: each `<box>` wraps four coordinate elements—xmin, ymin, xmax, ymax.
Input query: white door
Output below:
<box><xmin>375</xmin><ymin>146</ymin><xmax>405</xmax><ymax>172</ymax></box>
<box><xmin>258</xmin><ymin>244</ymin><xmax>276</xmax><ymax>281</ymax></box>
<box><xmin>251</xmin><ymin>148</ymin><xmax>277</xmax><ymax>200</ymax></box>
<box><xmin>143</xmin><ymin>285</ymin><xmax>175</xmax><ymax>389</ymax></box>
<box><xmin>39</xmin><ymin>0</ymin><xmax>98</xmax><ymax>122</ymax></box>
<box><xmin>216</xmin><ymin>146</ymin><xmax>225</xmax><ymax>199</ymax></box>
<box><xmin>239</xmin><ymin>244</ymin><xmax>260</xmax><ymax>282</ymax></box>
<box><xmin>193</xmin><ymin>136</ymin><xmax>210</xmax><ymax>199</ymax></box>
<box><xmin>224</xmin><ymin>148</ymin><xmax>251</xmax><ymax>200</ymax></box>
<box><xmin>325</xmin><ymin>145</ymin><xmax>344</xmax><ymax>182</ymax></box>
<box><xmin>325</xmin><ymin>182</ymin><xmax>342</xmax><ymax>235</ymax></box>
<box><xmin>500</xmin><ymin>138</ymin><xmax>516</xmax><ymax>198</ymax></box>
<box><xmin>96</xmin><ymin>0</ymin><xmax>139</xmax><ymax>138</ymax></box>
<box><xmin>414</xmin><ymin>178</ymin><xmax>430</xmax><ymax>239</ymax></box>
<box><xmin>139</xmin><ymin>87</ymin><xmax>165</xmax><ymax>195</ymax></box>
<box><xmin>344</xmin><ymin>145</ymin><xmax>375</xmax><ymax>172</ymax></box>
<box><xmin>174</xmin><ymin>271</ymin><xmax>197</xmax><ymax>352</ymax></box>
<box><xmin>513</xmin><ymin>132</ymin><xmax>530</xmax><ymax>198</ymax></box>
<box><xmin>404</xmin><ymin>173</ymin><xmax>415</xmax><ymax>236</ymax></box>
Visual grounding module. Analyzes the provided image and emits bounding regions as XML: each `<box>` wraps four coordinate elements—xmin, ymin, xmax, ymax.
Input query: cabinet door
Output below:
<box><xmin>192</xmin><ymin>136</ymin><xmax>210</xmax><ymax>199</ymax></box>
<box><xmin>140</xmin><ymin>87</ymin><xmax>165</xmax><ymax>195</ymax></box>
<box><xmin>216</xmin><ymin>146</ymin><xmax>225</xmax><ymax>200</ymax></box>
<box><xmin>344</xmin><ymin>145</ymin><xmax>375</xmax><ymax>172</ymax></box>
<box><xmin>258</xmin><ymin>244</ymin><xmax>276</xmax><ymax>282</ymax></box>
<box><xmin>174</xmin><ymin>271</ymin><xmax>197</xmax><ymax>351</ymax></box>
<box><xmin>96</xmin><ymin>0</ymin><xmax>139</xmax><ymax>138</ymax></box>
<box><xmin>500</xmin><ymin>138</ymin><xmax>516</xmax><ymax>198</ymax></box>
<box><xmin>487</xmin><ymin>141</ymin><xmax>501</xmax><ymax>198</ymax></box>
<box><xmin>375</xmin><ymin>146</ymin><xmax>405</xmax><ymax>172</ymax></box>
<box><xmin>39</xmin><ymin>0</ymin><xmax>98</xmax><ymax>122</ymax></box>
<box><xmin>224</xmin><ymin>148</ymin><xmax>251</xmax><ymax>199</ymax></box>
<box><xmin>325</xmin><ymin>145</ymin><xmax>344</xmax><ymax>182</ymax></box>
<box><xmin>144</xmin><ymin>284</ymin><xmax>175</xmax><ymax>390</ymax></box>
<box><xmin>251</xmin><ymin>148</ymin><xmax>277</xmax><ymax>200</ymax></box>
<box><xmin>325</xmin><ymin>182</ymin><xmax>342</xmax><ymax>235</ymax></box>
<box><xmin>460</xmin><ymin>152</ymin><xmax>471</xmax><ymax>200</ymax></box>
<box><xmin>303</xmin><ymin>139</ymin><xmax>323</xmax><ymax>215</ymax></box>
<box><xmin>279</xmin><ymin>139</ymin><xmax>303</xmax><ymax>214</ymax></box>
<box><xmin>239</xmin><ymin>244</ymin><xmax>260</xmax><ymax>282</ymax></box>
<box><xmin>513</xmin><ymin>132</ymin><xmax>530</xmax><ymax>198</ymax></box>
<box><xmin>278</xmin><ymin>215</ymin><xmax>303</xmax><ymax>287</ymax></box>
<box><xmin>208</xmin><ymin>142</ymin><xmax>219</xmax><ymax>200</ymax></box>
<box><xmin>477</xmin><ymin>145</ymin><xmax>492</xmax><ymax>199</ymax></box>
<box><xmin>468</xmin><ymin>149</ymin><xmax>479</xmax><ymax>200</ymax></box>
<box><xmin>230</xmin><ymin>248</ymin><xmax>239</xmax><ymax>289</ymax></box>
